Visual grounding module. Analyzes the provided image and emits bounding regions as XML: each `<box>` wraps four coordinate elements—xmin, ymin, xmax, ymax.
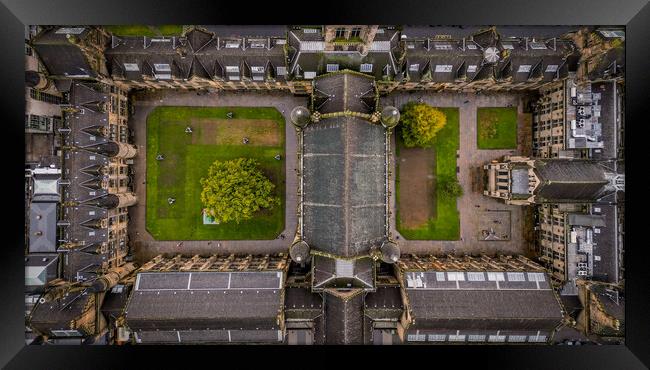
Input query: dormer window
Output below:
<box><xmin>360</xmin><ymin>63</ymin><xmax>373</xmax><ymax>73</ymax></box>
<box><xmin>434</xmin><ymin>64</ymin><xmax>453</xmax><ymax>73</ymax></box>
<box><xmin>326</xmin><ymin>64</ymin><xmax>339</xmax><ymax>72</ymax></box>
<box><xmin>225</xmin><ymin>41</ymin><xmax>241</xmax><ymax>49</ymax></box>
<box><xmin>250</xmin><ymin>40</ymin><xmax>266</xmax><ymax>49</ymax></box>
<box><xmin>409</xmin><ymin>64</ymin><xmax>420</xmax><ymax>72</ymax></box>
<box><xmin>517</xmin><ymin>65</ymin><xmax>532</xmax><ymax>73</ymax></box>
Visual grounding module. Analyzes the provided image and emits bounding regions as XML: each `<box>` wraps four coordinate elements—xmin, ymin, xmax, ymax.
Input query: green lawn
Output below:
<box><xmin>146</xmin><ymin>106</ymin><xmax>285</xmax><ymax>240</ymax></box>
<box><xmin>477</xmin><ymin>107</ymin><xmax>518</xmax><ymax>149</ymax></box>
<box><xmin>396</xmin><ymin>107</ymin><xmax>460</xmax><ymax>240</ymax></box>
<box><xmin>105</xmin><ymin>25</ymin><xmax>184</xmax><ymax>37</ymax></box>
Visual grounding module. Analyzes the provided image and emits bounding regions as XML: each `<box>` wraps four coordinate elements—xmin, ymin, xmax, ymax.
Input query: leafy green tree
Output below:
<box><xmin>400</xmin><ymin>102</ymin><xmax>447</xmax><ymax>147</ymax></box>
<box><xmin>200</xmin><ymin>158</ymin><xmax>279</xmax><ymax>224</ymax></box>
<box><xmin>438</xmin><ymin>176</ymin><xmax>464</xmax><ymax>199</ymax></box>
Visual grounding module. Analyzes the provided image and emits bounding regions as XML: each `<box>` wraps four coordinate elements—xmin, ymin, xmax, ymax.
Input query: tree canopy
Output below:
<box><xmin>438</xmin><ymin>176</ymin><xmax>464</xmax><ymax>199</ymax></box>
<box><xmin>400</xmin><ymin>102</ymin><xmax>447</xmax><ymax>147</ymax></box>
<box><xmin>200</xmin><ymin>158</ymin><xmax>279</xmax><ymax>224</ymax></box>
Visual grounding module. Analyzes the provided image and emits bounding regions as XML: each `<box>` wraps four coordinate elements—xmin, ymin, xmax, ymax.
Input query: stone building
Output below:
<box><xmin>25</xmin><ymin>26</ymin><xmax>65</xmax><ymax>164</ymax></box>
<box><xmin>483</xmin><ymin>156</ymin><xmax>622</xmax><ymax>205</ymax></box>
<box><xmin>118</xmin><ymin>254</ymin><xmax>289</xmax><ymax>344</ymax></box>
<box><xmin>536</xmin><ymin>204</ymin><xmax>622</xmax><ymax>294</ymax></box>
<box><xmin>532</xmin><ymin>78</ymin><xmax>621</xmax><ymax>159</ymax></box>
<box><xmin>394</xmin><ymin>255</ymin><xmax>565</xmax><ymax>344</ymax></box>
<box><xmin>57</xmin><ymin>81</ymin><xmax>137</xmax><ymax>282</ymax></box>
<box><xmin>30</xmin><ymin>26</ymin><xmax>110</xmax><ymax>80</ymax></box>
<box><xmin>575</xmin><ymin>280</ymin><xmax>624</xmax><ymax>343</ymax></box>
<box><xmin>105</xmin><ymin>26</ymin><xmax>292</xmax><ymax>92</ymax></box>
<box><xmin>286</xmin><ymin>25</ymin><xmax>402</xmax><ymax>94</ymax></box>
<box><xmin>398</xmin><ymin>26</ymin><xmax>579</xmax><ymax>92</ymax></box>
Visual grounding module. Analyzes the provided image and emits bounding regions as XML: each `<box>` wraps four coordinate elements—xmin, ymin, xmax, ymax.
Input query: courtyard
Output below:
<box><xmin>385</xmin><ymin>91</ymin><xmax>532</xmax><ymax>256</ymax></box>
<box><xmin>396</xmin><ymin>107</ymin><xmax>460</xmax><ymax>240</ymax></box>
<box><xmin>145</xmin><ymin>106</ymin><xmax>285</xmax><ymax>241</ymax></box>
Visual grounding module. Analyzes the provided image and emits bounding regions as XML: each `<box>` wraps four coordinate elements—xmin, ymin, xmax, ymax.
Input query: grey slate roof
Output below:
<box><xmin>364</xmin><ymin>286</ymin><xmax>403</xmax><ymax>321</ymax></box>
<box><xmin>106</xmin><ymin>28</ymin><xmax>288</xmax><ymax>83</ymax></box>
<box><xmin>31</xmin><ymin>27</ymin><xmax>98</xmax><ymax>78</ymax></box>
<box><xmin>302</xmin><ymin>112</ymin><xmax>386</xmax><ymax>257</ymax></box>
<box><xmin>29</xmin><ymin>289</ymin><xmax>95</xmax><ymax>336</ymax></box>
<box><xmin>403</xmin><ymin>270</ymin><xmax>563</xmax><ymax>331</ymax></box>
<box><xmin>287</xmin><ymin>28</ymin><xmax>401</xmax><ymax>81</ymax></box>
<box><xmin>125</xmin><ymin>271</ymin><xmax>283</xmax><ymax>331</ymax></box>
<box><xmin>29</xmin><ymin>202</ymin><xmax>58</xmax><ymax>253</ymax></box>
<box><xmin>586</xmin><ymin>205</ymin><xmax>619</xmax><ymax>283</ymax></box>
<box><xmin>313</xmin><ymin>72</ymin><xmax>377</xmax><ymax>114</ymax></box>
<box><xmin>312</xmin><ymin>255</ymin><xmax>375</xmax><ymax>290</ymax></box>
<box><xmin>323</xmin><ymin>291</ymin><xmax>365</xmax><ymax>344</ymax></box>
<box><xmin>533</xmin><ymin>159</ymin><xmax>615</xmax><ymax>202</ymax></box>
<box><xmin>284</xmin><ymin>287</ymin><xmax>323</xmax><ymax>320</ymax></box>
<box><xmin>25</xmin><ymin>253</ymin><xmax>59</xmax><ymax>292</ymax></box>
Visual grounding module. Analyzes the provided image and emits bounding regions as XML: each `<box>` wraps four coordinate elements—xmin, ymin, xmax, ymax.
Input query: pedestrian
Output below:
<box><xmin>218</xmin><ymin>243</ymin><xmax>221</xmax><ymax>248</ymax></box>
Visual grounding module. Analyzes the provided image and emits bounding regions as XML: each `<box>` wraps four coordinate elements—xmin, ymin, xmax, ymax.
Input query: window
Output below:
<box><xmin>55</xmin><ymin>27</ymin><xmax>85</xmax><ymax>34</ymax></box>
<box><xmin>467</xmin><ymin>272</ymin><xmax>485</xmax><ymax>281</ymax></box>
<box><xmin>25</xmin><ymin>44</ymin><xmax>32</xmax><ymax>56</ymax></box>
<box><xmin>506</xmin><ymin>272</ymin><xmax>526</xmax><ymax>282</ymax></box>
<box><xmin>226</xmin><ymin>66</ymin><xmax>240</xmax><ymax>73</ymax></box>
<box><xmin>428</xmin><ymin>334</ymin><xmax>446</xmax><ymax>342</ymax></box>
<box><xmin>304</xmin><ymin>71</ymin><xmax>317</xmax><ymax>79</ymax></box>
<box><xmin>435</xmin><ymin>64</ymin><xmax>453</xmax><ymax>73</ymax></box>
<box><xmin>276</xmin><ymin>66</ymin><xmax>287</xmax><ymax>76</ymax></box>
<box><xmin>508</xmin><ymin>335</ymin><xmax>527</xmax><ymax>342</ymax></box>
<box><xmin>468</xmin><ymin>335</ymin><xmax>486</xmax><ymax>342</ymax></box>
<box><xmin>51</xmin><ymin>329</ymin><xmax>82</xmax><ymax>337</ymax></box>
<box><xmin>251</xmin><ymin>66</ymin><xmax>265</xmax><ymax>73</ymax></box>
<box><xmin>467</xmin><ymin>65</ymin><xmax>478</xmax><ymax>73</ymax></box>
<box><xmin>527</xmin><ymin>272</ymin><xmax>546</xmax><ymax>282</ymax></box>
<box><xmin>326</xmin><ymin>64</ymin><xmax>339</xmax><ymax>72</ymax></box>
<box><xmin>225</xmin><ymin>41</ymin><xmax>241</xmax><ymax>48</ymax></box>
<box><xmin>466</xmin><ymin>43</ymin><xmax>478</xmax><ymax>50</ymax></box>
<box><xmin>154</xmin><ymin>74</ymin><xmax>171</xmax><ymax>80</ymax></box>
<box><xmin>30</xmin><ymin>89</ymin><xmax>64</xmax><ymax>104</ymax></box>
<box><xmin>360</xmin><ymin>63</ymin><xmax>373</xmax><ymax>73</ymax></box>
<box><xmin>599</xmin><ymin>30</ymin><xmax>625</xmax><ymax>38</ymax></box>
<box><xmin>123</xmin><ymin>63</ymin><xmax>139</xmax><ymax>71</ymax></box>
<box><xmin>487</xmin><ymin>272</ymin><xmax>505</xmax><ymax>281</ymax></box>
<box><xmin>434</xmin><ymin>43</ymin><xmax>453</xmax><ymax>50</ymax></box>
<box><xmin>517</xmin><ymin>65</ymin><xmax>532</xmax><ymax>73</ymax></box>
<box><xmin>252</xmin><ymin>75</ymin><xmax>264</xmax><ymax>81</ymax></box>
<box><xmin>335</xmin><ymin>27</ymin><xmax>346</xmax><ymax>39</ymax></box>
<box><xmin>488</xmin><ymin>335</ymin><xmax>506</xmax><ymax>342</ymax></box>
<box><xmin>448</xmin><ymin>334</ymin><xmax>466</xmax><ymax>342</ymax></box>
<box><xmin>409</xmin><ymin>64</ymin><xmax>420</xmax><ymax>72</ymax></box>
<box><xmin>501</xmin><ymin>42</ymin><xmax>515</xmax><ymax>50</ymax></box>
<box><xmin>528</xmin><ymin>335</ymin><xmax>548</xmax><ymax>343</ymax></box>
<box><xmin>154</xmin><ymin>64</ymin><xmax>171</xmax><ymax>72</ymax></box>
<box><xmin>350</xmin><ymin>27</ymin><xmax>361</xmax><ymax>39</ymax></box>
<box><xmin>303</xmin><ymin>28</ymin><xmax>319</xmax><ymax>34</ymax></box>
<box><xmin>229</xmin><ymin>75</ymin><xmax>240</xmax><ymax>81</ymax></box>
<box><xmin>407</xmin><ymin>334</ymin><xmax>426</xmax><ymax>342</ymax></box>
<box><xmin>545</xmin><ymin>64</ymin><xmax>559</xmax><ymax>73</ymax></box>
<box><xmin>435</xmin><ymin>272</ymin><xmax>445</xmax><ymax>281</ymax></box>
<box><xmin>447</xmin><ymin>272</ymin><xmax>465</xmax><ymax>281</ymax></box>
<box><xmin>249</xmin><ymin>40</ymin><xmax>266</xmax><ymax>48</ymax></box>
<box><xmin>529</xmin><ymin>42</ymin><xmax>547</xmax><ymax>50</ymax></box>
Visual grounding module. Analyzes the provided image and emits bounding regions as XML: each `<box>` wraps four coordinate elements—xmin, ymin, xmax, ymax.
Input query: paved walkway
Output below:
<box><xmin>127</xmin><ymin>90</ymin><xmax>307</xmax><ymax>263</ymax></box>
<box><xmin>382</xmin><ymin>91</ymin><xmax>534</xmax><ymax>256</ymax></box>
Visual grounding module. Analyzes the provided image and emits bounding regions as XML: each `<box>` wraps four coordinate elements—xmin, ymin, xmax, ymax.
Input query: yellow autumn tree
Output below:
<box><xmin>400</xmin><ymin>102</ymin><xmax>447</xmax><ymax>147</ymax></box>
<box><xmin>200</xmin><ymin>158</ymin><xmax>279</xmax><ymax>224</ymax></box>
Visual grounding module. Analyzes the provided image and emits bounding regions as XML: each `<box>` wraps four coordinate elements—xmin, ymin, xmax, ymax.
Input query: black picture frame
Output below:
<box><xmin>2</xmin><ymin>0</ymin><xmax>649</xmax><ymax>368</ymax></box>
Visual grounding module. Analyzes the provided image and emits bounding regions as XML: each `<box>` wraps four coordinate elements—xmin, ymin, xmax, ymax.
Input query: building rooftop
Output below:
<box><xmin>28</xmin><ymin>202</ymin><xmax>57</xmax><ymax>254</ymax></box>
<box><xmin>403</xmin><ymin>270</ymin><xmax>563</xmax><ymax>331</ymax></box>
<box><xmin>125</xmin><ymin>271</ymin><xmax>284</xmax><ymax>332</ymax></box>
<box><xmin>533</xmin><ymin>159</ymin><xmax>616</xmax><ymax>202</ymax></box>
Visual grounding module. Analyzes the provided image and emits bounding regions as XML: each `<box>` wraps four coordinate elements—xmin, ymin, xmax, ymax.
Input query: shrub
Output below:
<box><xmin>438</xmin><ymin>176</ymin><xmax>464</xmax><ymax>199</ymax></box>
